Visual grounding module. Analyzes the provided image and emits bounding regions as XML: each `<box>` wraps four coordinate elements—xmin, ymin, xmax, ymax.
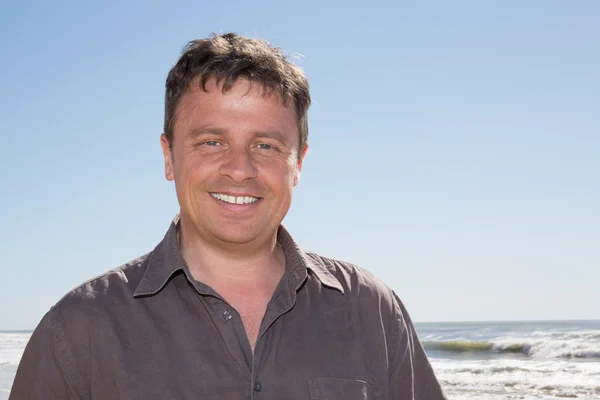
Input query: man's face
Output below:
<box><xmin>160</xmin><ymin>78</ymin><xmax>307</xmax><ymax>248</ymax></box>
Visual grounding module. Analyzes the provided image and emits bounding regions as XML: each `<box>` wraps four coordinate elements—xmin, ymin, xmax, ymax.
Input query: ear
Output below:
<box><xmin>293</xmin><ymin>144</ymin><xmax>309</xmax><ymax>186</ymax></box>
<box><xmin>160</xmin><ymin>134</ymin><xmax>175</xmax><ymax>181</ymax></box>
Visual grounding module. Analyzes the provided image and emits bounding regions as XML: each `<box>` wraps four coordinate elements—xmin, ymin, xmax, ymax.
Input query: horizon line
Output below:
<box><xmin>414</xmin><ymin>318</ymin><xmax>600</xmax><ymax>324</ymax></box>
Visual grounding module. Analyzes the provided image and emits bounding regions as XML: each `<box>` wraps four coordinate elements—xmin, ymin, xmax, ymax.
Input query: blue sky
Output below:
<box><xmin>0</xmin><ymin>0</ymin><xmax>598</xmax><ymax>330</ymax></box>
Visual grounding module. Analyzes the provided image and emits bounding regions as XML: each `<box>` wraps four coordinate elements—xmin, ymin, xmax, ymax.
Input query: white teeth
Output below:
<box><xmin>211</xmin><ymin>193</ymin><xmax>259</xmax><ymax>205</ymax></box>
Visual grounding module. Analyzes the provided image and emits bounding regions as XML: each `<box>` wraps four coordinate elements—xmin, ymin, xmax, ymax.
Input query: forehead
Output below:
<box><xmin>173</xmin><ymin>77</ymin><xmax>298</xmax><ymax>135</ymax></box>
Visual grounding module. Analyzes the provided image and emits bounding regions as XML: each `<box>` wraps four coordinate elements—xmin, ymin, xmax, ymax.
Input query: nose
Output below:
<box><xmin>219</xmin><ymin>146</ymin><xmax>258</xmax><ymax>183</ymax></box>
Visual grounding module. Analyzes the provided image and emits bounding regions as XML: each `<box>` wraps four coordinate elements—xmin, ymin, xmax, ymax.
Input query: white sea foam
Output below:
<box><xmin>490</xmin><ymin>331</ymin><xmax>600</xmax><ymax>359</ymax></box>
<box><xmin>432</xmin><ymin>358</ymin><xmax>600</xmax><ymax>399</ymax></box>
<box><xmin>0</xmin><ymin>333</ymin><xmax>30</xmax><ymax>366</ymax></box>
<box><xmin>0</xmin><ymin>332</ymin><xmax>31</xmax><ymax>398</ymax></box>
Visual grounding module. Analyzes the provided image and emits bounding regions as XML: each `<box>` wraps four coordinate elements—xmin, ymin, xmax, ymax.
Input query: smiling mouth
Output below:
<box><xmin>210</xmin><ymin>193</ymin><xmax>261</xmax><ymax>205</ymax></box>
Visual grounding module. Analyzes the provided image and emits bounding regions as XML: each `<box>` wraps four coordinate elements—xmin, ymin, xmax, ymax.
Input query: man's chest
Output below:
<box><xmin>85</xmin><ymin>286</ymin><xmax>387</xmax><ymax>399</ymax></box>
<box><xmin>225</xmin><ymin>292</ymin><xmax>272</xmax><ymax>351</ymax></box>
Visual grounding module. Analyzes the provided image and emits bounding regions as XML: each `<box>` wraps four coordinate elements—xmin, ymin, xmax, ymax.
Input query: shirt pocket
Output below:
<box><xmin>308</xmin><ymin>377</ymin><xmax>382</xmax><ymax>400</ymax></box>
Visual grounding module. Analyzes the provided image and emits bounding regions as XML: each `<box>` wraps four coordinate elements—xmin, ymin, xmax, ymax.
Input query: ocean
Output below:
<box><xmin>1</xmin><ymin>321</ymin><xmax>599</xmax><ymax>399</ymax></box>
<box><xmin>0</xmin><ymin>331</ymin><xmax>29</xmax><ymax>400</ymax></box>
<box><xmin>420</xmin><ymin>320</ymin><xmax>600</xmax><ymax>399</ymax></box>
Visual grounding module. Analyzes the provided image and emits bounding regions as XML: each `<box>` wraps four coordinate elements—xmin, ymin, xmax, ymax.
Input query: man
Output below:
<box><xmin>11</xmin><ymin>33</ymin><xmax>446</xmax><ymax>399</ymax></box>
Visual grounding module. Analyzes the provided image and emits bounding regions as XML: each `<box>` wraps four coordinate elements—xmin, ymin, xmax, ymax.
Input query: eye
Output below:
<box><xmin>257</xmin><ymin>143</ymin><xmax>276</xmax><ymax>151</ymax></box>
<box><xmin>202</xmin><ymin>140</ymin><xmax>221</xmax><ymax>147</ymax></box>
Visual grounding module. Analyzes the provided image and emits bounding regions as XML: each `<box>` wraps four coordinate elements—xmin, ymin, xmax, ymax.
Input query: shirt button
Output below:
<box><xmin>254</xmin><ymin>382</ymin><xmax>262</xmax><ymax>392</ymax></box>
<box><xmin>223</xmin><ymin>310</ymin><xmax>233</xmax><ymax>321</ymax></box>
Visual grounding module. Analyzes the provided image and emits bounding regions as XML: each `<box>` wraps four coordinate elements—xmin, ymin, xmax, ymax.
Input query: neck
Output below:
<box><xmin>178</xmin><ymin>219</ymin><xmax>285</xmax><ymax>286</ymax></box>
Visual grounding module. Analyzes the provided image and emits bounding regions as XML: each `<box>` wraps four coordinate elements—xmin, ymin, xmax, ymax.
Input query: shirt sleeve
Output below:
<box><xmin>388</xmin><ymin>292</ymin><xmax>447</xmax><ymax>400</ymax></box>
<box><xmin>10</xmin><ymin>307</ymin><xmax>88</xmax><ymax>400</ymax></box>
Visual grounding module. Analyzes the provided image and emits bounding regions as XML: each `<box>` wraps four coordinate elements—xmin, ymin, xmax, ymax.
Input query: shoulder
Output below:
<box><xmin>305</xmin><ymin>251</ymin><xmax>402</xmax><ymax>313</ymax></box>
<box><xmin>305</xmin><ymin>251</ymin><xmax>416</xmax><ymax>351</ymax></box>
<box><xmin>51</xmin><ymin>252</ymin><xmax>151</xmax><ymax>322</ymax></box>
<box><xmin>306</xmin><ymin>251</ymin><xmax>392</xmax><ymax>293</ymax></box>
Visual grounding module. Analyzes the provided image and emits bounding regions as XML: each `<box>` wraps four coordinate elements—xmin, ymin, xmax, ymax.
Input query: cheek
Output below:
<box><xmin>179</xmin><ymin>153</ymin><xmax>211</xmax><ymax>181</ymax></box>
<box><xmin>269</xmin><ymin>164</ymin><xmax>299</xmax><ymax>195</ymax></box>
<box><xmin>263</xmin><ymin>161</ymin><xmax>296</xmax><ymax>183</ymax></box>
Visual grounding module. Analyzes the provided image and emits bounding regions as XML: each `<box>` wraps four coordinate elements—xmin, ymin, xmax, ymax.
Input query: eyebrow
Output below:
<box><xmin>253</xmin><ymin>130</ymin><xmax>289</xmax><ymax>144</ymax></box>
<box><xmin>187</xmin><ymin>127</ymin><xmax>226</xmax><ymax>139</ymax></box>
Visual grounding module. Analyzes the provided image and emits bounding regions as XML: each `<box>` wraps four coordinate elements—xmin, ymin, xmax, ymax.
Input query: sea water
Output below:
<box><xmin>1</xmin><ymin>321</ymin><xmax>599</xmax><ymax>399</ymax></box>
<box><xmin>0</xmin><ymin>331</ymin><xmax>30</xmax><ymax>400</ymax></box>
<box><xmin>421</xmin><ymin>320</ymin><xmax>600</xmax><ymax>399</ymax></box>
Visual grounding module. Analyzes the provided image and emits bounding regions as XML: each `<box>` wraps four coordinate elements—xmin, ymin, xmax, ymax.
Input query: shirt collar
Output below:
<box><xmin>276</xmin><ymin>225</ymin><xmax>344</xmax><ymax>294</ymax></box>
<box><xmin>133</xmin><ymin>214</ymin><xmax>185</xmax><ymax>297</ymax></box>
<box><xmin>134</xmin><ymin>214</ymin><xmax>344</xmax><ymax>297</ymax></box>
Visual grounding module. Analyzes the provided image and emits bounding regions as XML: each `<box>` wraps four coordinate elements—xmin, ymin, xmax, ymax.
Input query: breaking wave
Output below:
<box><xmin>423</xmin><ymin>340</ymin><xmax>600</xmax><ymax>359</ymax></box>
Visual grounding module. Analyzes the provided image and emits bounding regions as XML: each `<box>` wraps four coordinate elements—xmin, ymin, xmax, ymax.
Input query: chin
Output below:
<box><xmin>214</xmin><ymin>231</ymin><xmax>260</xmax><ymax>245</ymax></box>
<box><xmin>211</xmin><ymin>224</ymin><xmax>263</xmax><ymax>245</ymax></box>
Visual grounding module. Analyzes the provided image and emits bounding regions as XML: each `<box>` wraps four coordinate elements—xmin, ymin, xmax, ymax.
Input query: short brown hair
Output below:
<box><xmin>164</xmin><ymin>33</ymin><xmax>311</xmax><ymax>154</ymax></box>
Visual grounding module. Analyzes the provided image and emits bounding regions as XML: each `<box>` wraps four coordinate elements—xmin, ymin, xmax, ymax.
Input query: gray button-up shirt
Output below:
<box><xmin>10</xmin><ymin>216</ymin><xmax>446</xmax><ymax>399</ymax></box>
